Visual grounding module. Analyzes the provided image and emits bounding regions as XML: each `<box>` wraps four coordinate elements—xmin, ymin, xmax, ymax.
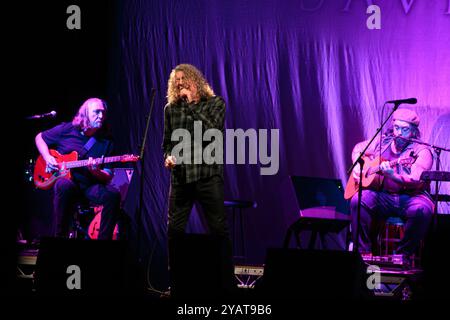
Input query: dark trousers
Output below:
<box><xmin>53</xmin><ymin>178</ymin><xmax>121</xmax><ymax>240</ymax></box>
<box><xmin>167</xmin><ymin>175</ymin><xmax>235</xmax><ymax>292</ymax></box>
<box><xmin>167</xmin><ymin>175</ymin><xmax>229</xmax><ymax>239</ymax></box>
<box><xmin>351</xmin><ymin>190</ymin><xmax>433</xmax><ymax>255</ymax></box>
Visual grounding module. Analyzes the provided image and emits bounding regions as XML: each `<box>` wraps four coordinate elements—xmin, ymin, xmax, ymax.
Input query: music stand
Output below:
<box><xmin>412</xmin><ymin>140</ymin><xmax>450</xmax><ymax>215</ymax></box>
<box><xmin>283</xmin><ymin>176</ymin><xmax>351</xmax><ymax>250</ymax></box>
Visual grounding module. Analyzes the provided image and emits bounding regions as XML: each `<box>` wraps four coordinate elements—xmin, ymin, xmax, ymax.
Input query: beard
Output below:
<box><xmin>90</xmin><ymin>120</ymin><xmax>102</xmax><ymax>129</ymax></box>
<box><xmin>394</xmin><ymin>136</ymin><xmax>409</xmax><ymax>149</ymax></box>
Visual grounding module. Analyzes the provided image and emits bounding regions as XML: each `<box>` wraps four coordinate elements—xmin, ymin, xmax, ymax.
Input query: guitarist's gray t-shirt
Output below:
<box><xmin>41</xmin><ymin>122</ymin><xmax>114</xmax><ymax>189</ymax></box>
<box><xmin>378</xmin><ymin>140</ymin><xmax>433</xmax><ymax>194</ymax></box>
<box><xmin>381</xmin><ymin>144</ymin><xmax>409</xmax><ymax>193</ymax></box>
<box><xmin>352</xmin><ymin>135</ymin><xmax>433</xmax><ymax>195</ymax></box>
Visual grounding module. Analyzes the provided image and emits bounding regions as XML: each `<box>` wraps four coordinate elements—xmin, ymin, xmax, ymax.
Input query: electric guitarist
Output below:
<box><xmin>35</xmin><ymin>98</ymin><xmax>124</xmax><ymax>240</ymax></box>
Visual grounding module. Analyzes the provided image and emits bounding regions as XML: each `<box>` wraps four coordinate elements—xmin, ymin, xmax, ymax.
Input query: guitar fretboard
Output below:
<box><xmin>65</xmin><ymin>156</ymin><xmax>126</xmax><ymax>169</ymax></box>
<box><xmin>367</xmin><ymin>157</ymin><xmax>412</xmax><ymax>176</ymax></box>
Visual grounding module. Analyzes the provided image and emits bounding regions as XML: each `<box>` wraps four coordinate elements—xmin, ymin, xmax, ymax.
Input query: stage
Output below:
<box><xmin>15</xmin><ymin>233</ymin><xmax>449</xmax><ymax>301</ymax></box>
<box><xmin>8</xmin><ymin>0</ymin><xmax>450</xmax><ymax>306</ymax></box>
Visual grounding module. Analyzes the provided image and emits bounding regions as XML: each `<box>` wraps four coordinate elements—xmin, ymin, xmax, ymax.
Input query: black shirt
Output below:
<box><xmin>41</xmin><ymin>122</ymin><xmax>114</xmax><ymax>189</ymax></box>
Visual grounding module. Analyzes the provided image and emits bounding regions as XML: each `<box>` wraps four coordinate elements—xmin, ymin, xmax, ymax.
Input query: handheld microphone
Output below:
<box><xmin>386</xmin><ymin>98</ymin><xmax>417</xmax><ymax>105</ymax></box>
<box><xmin>26</xmin><ymin>110</ymin><xmax>57</xmax><ymax>120</ymax></box>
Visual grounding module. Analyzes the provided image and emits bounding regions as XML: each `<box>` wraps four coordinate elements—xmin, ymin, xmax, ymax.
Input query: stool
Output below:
<box><xmin>69</xmin><ymin>203</ymin><xmax>96</xmax><ymax>239</ymax></box>
<box><xmin>380</xmin><ymin>217</ymin><xmax>405</xmax><ymax>256</ymax></box>
<box><xmin>224</xmin><ymin>200</ymin><xmax>257</xmax><ymax>263</ymax></box>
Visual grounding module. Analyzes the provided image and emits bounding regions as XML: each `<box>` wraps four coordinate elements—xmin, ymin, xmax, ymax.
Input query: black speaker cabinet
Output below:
<box><xmin>34</xmin><ymin>237</ymin><xmax>144</xmax><ymax>295</ymax></box>
<box><xmin>169</xmin><ymin>233</ymin><xmax>235</xmax><ymax>300</ymax></box>
<box><xmin>421</xmin><ymin>214</ymin><xmax>450</xmax><ymax>299</ymax></box>
<box><xmin>257</xmin><ymin>248</ymin><xmax>372</xmax><ymax>299</ymax></box>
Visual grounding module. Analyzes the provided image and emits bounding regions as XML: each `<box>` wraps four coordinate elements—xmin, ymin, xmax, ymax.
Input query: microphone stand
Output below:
<box><xmin>399</xmin><ymin>139</ymin><xmax>450</xmax><ymax>256</ymax></box>
<box><xmin>347</xmin><ymin>103</ymin><xmax>401</xmax><ymax>253</ymax></box>
<box><xmin>136</xmin><ymin>88</ymin><xmax>157</xmax><ymax>263</ymax></box>
<box><xmin>401</xmin><ymin>138</ymin><xmax>450</xmax><ymax>215</ymax></box>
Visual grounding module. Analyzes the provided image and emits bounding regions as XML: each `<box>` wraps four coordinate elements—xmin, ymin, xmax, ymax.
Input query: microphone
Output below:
<box><xmin>26</xmin><ymin>110</ymin><xmax>57</xmax><ymax>120</ymax></box>
<box><xmin>386</xmin><ymin>98</ymin><xmax>417</xmax><ymax>105</ymax></box>
<box><xmin>179</xmin><ymin>95</ymin><xmax>190</xmax><ymax>106</ymax></box>
<box><xmin>395</xmin><ymin>136</ymin><xmax>421</xmax><ymax>144</ymax></box>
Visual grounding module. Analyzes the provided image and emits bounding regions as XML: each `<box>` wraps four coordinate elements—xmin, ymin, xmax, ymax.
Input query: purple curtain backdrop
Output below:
<box><xmin>107</xmin><ymin>0</ymin><xmax>450</xmax><ymax>285</ymax></box>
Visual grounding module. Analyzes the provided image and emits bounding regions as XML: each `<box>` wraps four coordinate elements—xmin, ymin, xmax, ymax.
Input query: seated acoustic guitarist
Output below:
<box><xmin>345</xmin><ymin>108</ymin><xmax>434</xmax><ymax>261</ymax></box>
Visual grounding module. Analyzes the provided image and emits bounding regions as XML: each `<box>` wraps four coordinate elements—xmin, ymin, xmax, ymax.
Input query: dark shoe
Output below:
<box><xmin>160</xmin><ymin>287</ymin><xmax>171</xmax><ymax>298</ymax></box>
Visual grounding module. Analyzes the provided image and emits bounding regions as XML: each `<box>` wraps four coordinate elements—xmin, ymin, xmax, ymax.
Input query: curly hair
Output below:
<box><xmin>166</xmin><ymin>64</ymin><xmax>215</xmax><ymax>104</ymax></box>
<box><xmin>72</xmin><ymin>98</ymin><xmax>108</xmax><ymax>131</ymax></box>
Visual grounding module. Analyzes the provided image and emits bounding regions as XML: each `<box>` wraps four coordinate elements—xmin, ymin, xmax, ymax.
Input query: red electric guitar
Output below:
<box><xmin>33</xmin><ymin>149</ymin><xmax>139</xmax><ymax>190</ymax></box>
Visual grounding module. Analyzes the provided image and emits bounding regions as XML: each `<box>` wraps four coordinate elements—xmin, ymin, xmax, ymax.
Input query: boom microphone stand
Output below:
<box><xmin>347</xmin><ymin>102</ymin><xmax>401</xmax><ymax>253</ymax></box>
<box><xmin>136</xmin><ymin>88</ymin><xmax>157</xmax><ymax>262</ymax></box>
<box><xmin>399</xmin><ymin>138</ymin><xmax>450</xmax><ymax>215</ymax></box>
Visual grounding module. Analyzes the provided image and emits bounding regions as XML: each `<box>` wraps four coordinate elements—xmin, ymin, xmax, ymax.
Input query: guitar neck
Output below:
<box><xmin>65</xmin><ymin>156</ymin><xmax>124</xmax><ymax>169</ymax></box>
<box><xmin>367</xmin><ymin>158</ymin><xmax>407</xmax><ymax>176</ymax></box>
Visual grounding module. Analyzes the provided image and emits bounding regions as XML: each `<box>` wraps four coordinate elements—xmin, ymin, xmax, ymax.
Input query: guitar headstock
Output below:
<box><xmin>121</xmin><ymin>154</ymin><xmax>140</xmax><ymax>162</ymax></box>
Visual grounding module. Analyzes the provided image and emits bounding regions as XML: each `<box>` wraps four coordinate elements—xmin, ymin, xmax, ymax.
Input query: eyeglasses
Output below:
<box><xmin>393</xmin><ymin>125</ymin><xmax>411</xmax><ymax>134</ymax></box>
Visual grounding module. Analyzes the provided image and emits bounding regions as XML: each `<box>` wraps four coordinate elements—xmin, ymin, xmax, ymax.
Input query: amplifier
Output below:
<box><xmin>234</xmin><ymin>265</ymin><xmax>264</xmax><ymax>289</ymax></box>
<box><xmin>361</xmin><ymin>254</ymin><xmax>408</xmax><ymax>267</ymax></box>
<box><xmin>234</xmin><ymin>265</ymin><xmax>264</xmax><ymax>276</ymax></box>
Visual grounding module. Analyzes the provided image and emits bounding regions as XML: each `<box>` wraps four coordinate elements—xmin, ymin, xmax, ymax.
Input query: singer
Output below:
<box><xmin>34</xmin><ymin>97</ymin><xmax>122</xmax><ymax>239</ymax></box>
<box><xmin>162</xmin><ymin>64</ymin><xmax>234</xmax><ymax>297</ymax></box>
<box><xmin>349</xmin><ymin>108</ymin><xmax>434</xmax><ymax>266</ymax></box>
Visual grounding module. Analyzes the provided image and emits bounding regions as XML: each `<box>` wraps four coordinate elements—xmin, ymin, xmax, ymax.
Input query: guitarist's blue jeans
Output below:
<box><xmin>350</xmin><ymin>190</ymin><xmax>433</xmax><ymax>256</ymax></box>
<box><xmin>53</xmin><ymin>178</ymin><xmax>121</xmax><ymax>239</ymax></box>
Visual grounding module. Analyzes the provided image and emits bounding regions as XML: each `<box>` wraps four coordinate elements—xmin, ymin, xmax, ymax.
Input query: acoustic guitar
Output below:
<box><xmin>33</xmin><ymin>149</ymin><xmax>139</xmax><ymax>190</ymax></box>
<box><xmin>344</xmin><ymin>156</ymin><xmax>415</xmax><ymax>199</ymax></box>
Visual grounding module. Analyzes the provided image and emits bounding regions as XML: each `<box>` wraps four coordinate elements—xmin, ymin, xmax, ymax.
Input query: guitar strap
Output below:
<box><xmin>79</xmin><ymin>137</ymin><xmax>98</xmax><ymax>159</ymax></box>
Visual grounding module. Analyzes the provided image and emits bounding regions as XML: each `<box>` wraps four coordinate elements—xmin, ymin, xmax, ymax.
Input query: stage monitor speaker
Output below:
<box><xmin>257</xmin><ymin>248</ymin><xmax>372</xmax><ymax>299</ymax></box>
<box><xmin>421</xmin><ymin>214</ymin><xmax>450</xmax><ymax>299</ymax></box>
<box><xmin>169</xmin><ymin>233</ymin><xmax>235</xmax><ymax>300</ymax></box>
<box><xmin>34</xmin><ymin>237</ymin><xmax>144</xmax><ymax>295</ymax></box>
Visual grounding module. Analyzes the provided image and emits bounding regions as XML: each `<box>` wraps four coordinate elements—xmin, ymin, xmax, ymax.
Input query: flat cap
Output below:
<box><xmin>393</xmin><ymin>108</ymin><xmax>420</xmax><ymax>126</ymax></box>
